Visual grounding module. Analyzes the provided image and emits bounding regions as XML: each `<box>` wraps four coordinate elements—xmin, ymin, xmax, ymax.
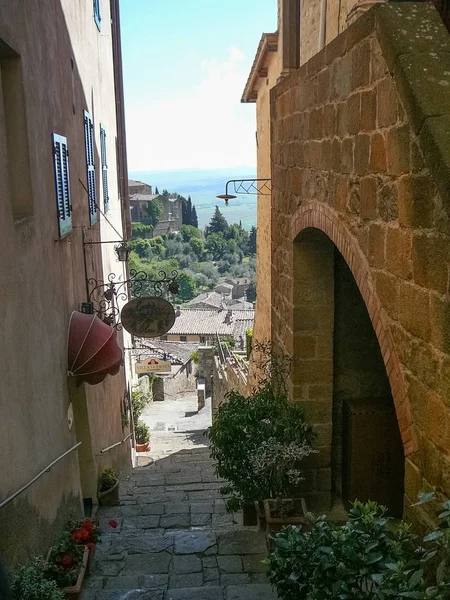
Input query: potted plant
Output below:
<box><xmin>98</xmin><ymin>467</ymin><xmax>120</xmax><ymax>506</ymax></box>
<box><xmin>45</xmin><ymin>531</ymin><xmax>88</xmax><ymax>596</ymax></box>
<box><xmin>69</xmin><ymin>517</ymin><xmax>101</xmax><ymax>571</ymax></box>
<box><xmin>135</xmin><ymin>419</ymin><xmax>151</xmax><ymax>452</ymax></box>
<box><xmin>264</xmin><ymin>497</ymin><xmax>309</xmax><ymax>534</ymax></box>
<box><xmin>206</xmin><ymin>370</ymin><xmax>316</xmax><ymax>525</ymax></box>
<box><xmin>11</xmin><ymin>557</ymin><xmax>64</xmax><ymax>600</ymax></box>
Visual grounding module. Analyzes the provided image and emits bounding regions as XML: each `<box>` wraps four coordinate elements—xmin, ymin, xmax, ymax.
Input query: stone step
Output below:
<box><xmin>80</xmin><ymin>583</ymin><xmax>278</xmax><ymax>600</ymax></box>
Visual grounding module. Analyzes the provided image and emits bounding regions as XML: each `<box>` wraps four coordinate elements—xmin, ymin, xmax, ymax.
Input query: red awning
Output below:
<box><xmin>67</xmin><ymin>311</ymin><xmax>123</xmax><ymax>385</ymax></box>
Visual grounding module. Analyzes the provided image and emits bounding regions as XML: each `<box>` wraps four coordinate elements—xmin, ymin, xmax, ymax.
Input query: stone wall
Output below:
<box><xmin>270</xmin><ymin>3</ymin><xmax>450</xmax><ymax>524</ymax></box>
<box><xmin>212</xmin><ymin>358</ymin><xmax>249</xmax><ymax>423</ymax></box>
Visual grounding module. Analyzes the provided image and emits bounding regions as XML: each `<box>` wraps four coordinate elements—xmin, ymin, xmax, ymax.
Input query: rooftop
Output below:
<box><xmin>167</xmin><ymin>308</ymin><xmax>254</xmax><ymax>337</ymax></box>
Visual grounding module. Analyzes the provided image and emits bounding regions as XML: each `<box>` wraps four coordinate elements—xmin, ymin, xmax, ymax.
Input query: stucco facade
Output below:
<box><xmin>0</xmin><ymin>0</ymin><xmax>132</xmax><ymax>566</ymax></box>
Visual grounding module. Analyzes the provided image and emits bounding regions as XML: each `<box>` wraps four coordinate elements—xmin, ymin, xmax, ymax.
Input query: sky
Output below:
<box><xmin>119</xmin><ymin>0</ymin><xmax>277</xmax><ymax>172</ymax></box>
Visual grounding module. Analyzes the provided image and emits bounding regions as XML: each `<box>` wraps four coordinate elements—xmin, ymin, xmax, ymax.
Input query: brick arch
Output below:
<box><xmin>290</xmin><ymin>201</ymin><xmax>418</xmax><ymax>456</ymax></box>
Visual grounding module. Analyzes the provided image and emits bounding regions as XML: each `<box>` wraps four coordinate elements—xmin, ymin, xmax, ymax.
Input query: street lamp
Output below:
<box><xmin>216</xmin><ymin>179</ymin><xmax>271</xmax><ymax>205</ymax></box>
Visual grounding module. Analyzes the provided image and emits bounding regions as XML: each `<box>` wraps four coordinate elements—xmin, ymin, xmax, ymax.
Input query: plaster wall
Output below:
<box><xmin>0</xmin><ymin>0</ymin><xmax>130</xmax><ymax>567</ymax></box>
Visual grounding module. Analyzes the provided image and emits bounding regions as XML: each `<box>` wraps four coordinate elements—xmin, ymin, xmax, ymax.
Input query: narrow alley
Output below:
<box><xmin>80</xmin><ymin>395</ymin><xmax>277</xmax><ymax>600</ymax></box>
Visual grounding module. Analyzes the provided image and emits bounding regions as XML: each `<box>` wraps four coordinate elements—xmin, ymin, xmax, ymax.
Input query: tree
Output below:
<box><xmin>246</xmin><ymin>281</ymin><xmax>256</xmax><ymax>302</ymax></box>
<box><xmin>145</xmin><ymin>197</ymin><xmax>163</xmax><ymax>226</ymax></box>
<box><xmin>207</xmin><ymin>206</ymin><xmax>228</xmax><ymax>236</ymax></box>
<box><xmin>190</xmin><ymin>237</ymin><xmax>204</xmax><ymax>259</ymax></box>
<box><xmin>181</xmin><ymin>224</ymin><xmax>201</xmax><ymax>242</ymax></box>
<box><xmin>176</xmin><ymin>272</ymin><xmax>197</xmax><ymax>302</ymax></box>
<box><xmin>155</xmin><ymin>186</ymin><xmax>159</xmax><ymax>194</ymax></box>
<box><xmin>191</xmin><ymin>205</ymin><xmax>198</xmax><ymax>228</ymax></box>
<box><xmin>248</xmin><ymin>226</ymin><xmax>257</xmax><ymax>255</ymax></box>
<box><xmin>205</xmin><ymin>232</ymin><xmax>228</xmax><ymax>261</ymax></box>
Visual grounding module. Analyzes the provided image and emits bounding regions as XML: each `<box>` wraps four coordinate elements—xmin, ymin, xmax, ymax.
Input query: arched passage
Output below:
<box><xmin>290</xmin><ymin>202</ymin><xmax>416</xmax><ymax>516</ymax></box>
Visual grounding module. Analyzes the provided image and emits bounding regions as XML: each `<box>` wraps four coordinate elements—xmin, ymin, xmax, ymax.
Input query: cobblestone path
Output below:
<box><xmin>80</xmin><ymin>397</ymin><xmax>277</xmax><ymax>600</ymax></box>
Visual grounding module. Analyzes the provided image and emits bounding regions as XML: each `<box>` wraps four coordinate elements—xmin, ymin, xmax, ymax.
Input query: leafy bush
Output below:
<box><xmin>135</xmin><ymin>419</ymin><xmax>150</xmax><ymax>444</ymax></box>
<box><xmin>268</xmin><ymin>497</ymin><xmax>450</xmax><ymax>600</ymax></box>
<box><xmin>98</xmin><ymin>468</ymin><xmax>118</xmax><ymax>493</ymax></box>
<box><xmin>45</xmin><ymin>531</ymin><xmax>83</xmax><ymax>588</ymax></box>
<box><xmin>131</xmin><ymin>389</ymin><xmax>150</xmax><ymax>421</ymax></box>
<box><xmin>11</xmin><ymin>558</ymin><xmax>64</xmax><ymax>600</ymax></box>
<box><xmin>206</xmin><ymin>381</ymin><xmax>316</xmax><ymax>511</ymax></box>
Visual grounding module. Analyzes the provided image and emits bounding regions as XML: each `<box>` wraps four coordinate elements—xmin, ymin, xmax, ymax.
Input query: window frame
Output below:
<box><xmin>93</xmin><ymin>0</ymin><xmax>101</xmax><ymax>31</ymax></box>
<box><xmin>100</xmin><ymin>124</ymin><xmax>109</xmax><ymax>212</ymax></box>
<box><xmin>52</xmin><ymin>133</ymin><xmax>72</xmax><ymax>238</ymax></box>
<box><xmin>83</xmin><ymin>110</ymin><xmax>97</xmax><ymax>226</ymax></box>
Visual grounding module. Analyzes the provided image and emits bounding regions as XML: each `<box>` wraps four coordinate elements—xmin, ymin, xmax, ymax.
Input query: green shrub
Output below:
<box><xmin>11</xmin><ymin>558</ymin><xmax>64</xmax><ymax>600</ymax></box>
<box><xmin>135</xmin><ymin>419</ymin><xmax>150</xmax><ymax>444</ymax></box>
<box><xmin>131</xmin><ymin>388</ymin><xmax>150</xmax><ymax>421</ymax></box>
<box><xmin>268</xmin><ymin>497</ymin><xmax>450</xmax><ymax>600</ymax></box>
<box><xmin>98</xmin><ymin>468</ymin><xmax>118</xmax><ymax>493</ymax></box>
<box><xmin>206</xmin><ymin>381</ymin><xmax>316</xmax><ymax>511</ymax></box>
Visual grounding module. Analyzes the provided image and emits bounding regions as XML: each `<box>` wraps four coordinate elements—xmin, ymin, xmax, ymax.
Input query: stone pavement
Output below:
<box><xmin>80</xmin><ymin>396</ymin><xmax>277</xmax><ymax>600</ymax></box>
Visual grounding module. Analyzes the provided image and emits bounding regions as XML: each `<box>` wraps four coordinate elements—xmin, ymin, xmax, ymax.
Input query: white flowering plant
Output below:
<box><xmin>206</xmin><ymin>376</ymin><xmax>316</xmax><ymax>511</ymax></box>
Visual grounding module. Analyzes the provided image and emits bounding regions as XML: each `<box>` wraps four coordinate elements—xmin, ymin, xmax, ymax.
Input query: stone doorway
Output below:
<box><xmin>292</xmin><ymin>228</ymin><xmax>404</xmax><ymax>517</ymax></box>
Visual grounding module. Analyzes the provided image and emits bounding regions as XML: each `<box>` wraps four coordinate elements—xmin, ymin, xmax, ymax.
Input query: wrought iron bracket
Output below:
<box><xmin>82</xmin><ymin>269</ymin><xmax>179</xmax><ymax>328</ymax></box>
<box><xmin>217</xmin><ymin>178</ymin><xmax>271</xmax><ymax>205</ymax></box>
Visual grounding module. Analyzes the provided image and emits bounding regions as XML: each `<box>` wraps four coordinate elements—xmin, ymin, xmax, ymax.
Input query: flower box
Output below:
<box><xmin>46</xmin><ymin>545</ymin><xmax>89</xmax><ymax>596</ymax></box>
<box><xmin>264</xmin><ymin>498</ymin><xmax>309</xmax><ymax>534</ymax></box>
<box><xmin>98</xmin><ymin>478</ymin><xmax>120</xmax><ymax>506</ymax></box>
<box><xmin>135</xmin><ymin>441</ymin><xmax>151</xmax><ymax>452</ymax></box>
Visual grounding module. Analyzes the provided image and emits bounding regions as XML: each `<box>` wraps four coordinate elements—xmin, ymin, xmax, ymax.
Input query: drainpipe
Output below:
<box><xmin>318</xmin><ymin>0</ymin><xmax>327</xmax><ymax>51</ymax></box>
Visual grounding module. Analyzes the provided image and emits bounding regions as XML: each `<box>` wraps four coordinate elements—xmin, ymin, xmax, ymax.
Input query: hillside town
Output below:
<box><xmin>1</xmin><ymin>0</ymin><xmax>450</xmax><ymax>599</ymax></box>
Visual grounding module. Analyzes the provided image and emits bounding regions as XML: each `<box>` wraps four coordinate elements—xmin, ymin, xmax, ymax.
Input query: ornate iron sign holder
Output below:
<box><xmin>217</xmin><ymin>178</ymin><xmax>271</xmax><ymax>205</ymax></box>
<box><xmin>81</xmin><ymin>269</ymin><xmax>179</xmax><ymax>329</ymax></box>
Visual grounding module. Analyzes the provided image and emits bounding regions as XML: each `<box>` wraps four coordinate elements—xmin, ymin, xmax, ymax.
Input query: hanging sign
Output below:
<box><xmin>121</xmin><ymin>297</ymin><xmax>176</xmax><ymax>338</ymax></box>
<box><xmin>135</xmin><ymin>357</ymin><xmax>172</xmax><ymax>374</ymax></box>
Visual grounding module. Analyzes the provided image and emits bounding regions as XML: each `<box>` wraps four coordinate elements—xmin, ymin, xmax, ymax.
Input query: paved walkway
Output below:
<box><xmin>80</xmin><ymin>396</ymin><xmax>277</xmax><ymax>600</ymax></box>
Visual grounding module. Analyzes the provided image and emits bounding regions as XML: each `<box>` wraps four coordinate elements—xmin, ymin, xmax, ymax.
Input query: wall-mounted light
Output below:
<box><xmin>83</xmin><ymin>238</ymin><xmax>130</xmax><ymax>262</ymax></box>
<box><xmin>217</xmin><ymin>179</ymin><xmax>271</xmax><ymax>206</ymax></box>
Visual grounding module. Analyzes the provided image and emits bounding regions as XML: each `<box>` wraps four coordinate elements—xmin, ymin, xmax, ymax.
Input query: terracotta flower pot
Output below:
<box><xmin>97</xmin><ymin>479</ymin><xmax>120</xmax><ymax>506</ymax></box>
<box><xmin>135</xmin><ymin>440</ymin><xmax>151</xmax><ymax>452</ymax></box>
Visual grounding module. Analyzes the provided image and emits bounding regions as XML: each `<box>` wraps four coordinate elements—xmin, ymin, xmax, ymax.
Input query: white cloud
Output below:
<box><xmin>125</xmin><ymin>46</ymin><xmax>256</xmax><ymax>171</ymax></box>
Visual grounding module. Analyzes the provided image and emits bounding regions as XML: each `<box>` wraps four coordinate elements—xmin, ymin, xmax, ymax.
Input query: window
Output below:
<box><xmin>93</xmin><ymin>0</ymin><xmax>101</xmax><ymax>30</ymax></box>
<box><xmin>52</xmin><ymin>134</ymin><xmax>72</xmax><ymax>237</ymax></box>
<box><xmin>180</xmin><ymin>335</ymin><xmax>187</xmax><ymax>342</ymax></box>
<box><xmin>200</xmin><ymin>336</ymin><xmax>206</xmax><ymax>344</ymax></box>
<box><xmin>83</xmin><ymin>111</ymin><xmax>97</xmax><ymax>225</ymax></box>
<box><xmin>100</xmin><ymin>125</ymin><xmax>109</xmax><ymax>212</ymax></box>
<box><xmin>160</xmin><ymin>335</ymin><xmax>168</xmax><ymax>341</ymax></box>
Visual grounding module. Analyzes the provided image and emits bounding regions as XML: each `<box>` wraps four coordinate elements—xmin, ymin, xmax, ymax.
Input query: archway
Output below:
<box><xmin>291</xmin><ymin>219</ymin><xmax>407</xmax><ymax>517</ymax></box>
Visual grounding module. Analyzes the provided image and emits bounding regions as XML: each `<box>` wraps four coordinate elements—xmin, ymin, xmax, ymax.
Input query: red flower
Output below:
<box><xmin>108</xmin><ymin>519</ymin><xmax>118</xmax><ymax>529</ymax></box>
<box><xmin>61</xmin><ymin>553</ymin><xmax>74</xmax><ymax>569</ymax></box>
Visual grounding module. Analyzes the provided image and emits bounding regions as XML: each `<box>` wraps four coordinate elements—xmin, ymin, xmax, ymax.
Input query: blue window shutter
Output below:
<box><xmin>84</xmin><ymin>111</ymin><xmax>97</xmax><ymax>225</ymax></box>
<box><xmin>94</xmin><ymin>0</ymin><xmax>101</xmax><ymax>30</ymax></box>
<box><xmin>52</xmin><ymin>133</ymin><xmax>72</xmax><ymax>237</ymax></box>
<box><xmin>100</xmin><ymin>125</ymin><xmax>109</xmax><ymax>212</ymax></box>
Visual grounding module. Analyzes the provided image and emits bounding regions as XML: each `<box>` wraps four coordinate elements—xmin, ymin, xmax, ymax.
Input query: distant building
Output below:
<box><xmin>224</xmin><ymin>277</ymin><xmax>250</xmax><ymax>299</ymax></box>
<box><xmin>159</xmin><ymin>308</ymin><xmax>254</xmax><ymax>348</ymax></box>
<box><xmin>187</xmin><ymin>291</ymin><xmax>253</xmax><ymax>311</ymax></box>
<box><xmin>129</xmin><ymin>179</ymin><xmax>182</xmax><ymax>234</ymax></box>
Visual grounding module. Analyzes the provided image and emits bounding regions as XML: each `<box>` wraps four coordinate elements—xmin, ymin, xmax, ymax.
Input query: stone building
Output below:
<box><xmin>129</xmin><ymin>178</ymin><xmax>183</xmax><ymax>234</ymax></box>
<box><xmin>0</xmin><ymin>0</ymin><xmax>132</xmax><ymax>566</ymax></box>
<box><xmin>243</xmin><ymin>0</ymin><xmax>450</xmax><ymax>527</ymax></box>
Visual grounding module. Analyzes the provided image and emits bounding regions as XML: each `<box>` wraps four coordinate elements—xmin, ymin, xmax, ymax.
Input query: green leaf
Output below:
<box><xmin>408</xmin><ymin>569</ymin><xmax>423</xmax><ymax>589</ymax></box>
<box><xmin>412</xmin><ymin>491</ymin><xmax>435</xmax><ymax>506</ymax></box>
<box><xmin>423</xmin><ymin>530</ymin><xmax>443</xmax><ymax>542</ymax></box>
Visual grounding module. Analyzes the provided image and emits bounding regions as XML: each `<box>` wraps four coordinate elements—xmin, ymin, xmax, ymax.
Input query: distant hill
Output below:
<box><xmin>129</xmin><ymin>167</ymin><xmax>258</xmax><ymax>229</ymax></box>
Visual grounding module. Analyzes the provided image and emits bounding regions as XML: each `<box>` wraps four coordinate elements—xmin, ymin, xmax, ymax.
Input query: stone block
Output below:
<box><xmin>309</xmin><ymin>107</ymin><xmax>324</xmax><ymax>139</ymax></box>
<box><xmin>323</xmin><ymin>103</ymin><xmax>336</xmax><ymax>137</ymax></box>
<box><xmin>225</xmin><ymin>583</ymin><xmax>278</xmax><ymax>600</ymax></box>
<box><xmin>160</xmin><ymin>515</ymin><xmax>190</xmax><ymax>529</ymax></box>
<box><xmin>221</xmin><ymin>573</ymin><xmax>251</xmax><ymax>586</ymax></box>
<box><xmin>352</xmin><ymin>39</ymin><xmax>371</xmax><ymax>91</ymax></box>
<box><xmin>171</xmin><ymin>554</ymin><xmax>202</xmax><ymax>574</ymax></box>
<box><xmin>377</xmin><ymin>77</ymin><xmax>398</xmax><ymax>128</ymax></box>
<box><xmin>346</xmin><ymin>93</ymin><xmax>361</xmax><ymax>136</ymax></box>
<box><xmin>368</xmin><ymin>222</ymin><xmax>386</xmax><ymax>268</ymax></box>
<box><xmin>386</xmin><ymin>125</ymin><xmax>410</xmax><ymax>176</ymax></box>
<box><xmin>375</xmin><ymin>270</ymin><xmax>399</xmax><ymax>321</ymax></box>
<box><xmin>412</xmin><ymin>233</ymin><xmax>450</xmax><ymax>295</ymax></box>
<box><xmin>123</xmin><ymin>552</ymin><xmax>171</xmax><ymax>574</ymax></box>
<box><xmin>173</xmin><ymin>531</ymin><xmax>216</xmax><ymax>554</ymax></box>
<box><xmin>398</xmin><ymin>175</ymin><xmax>436</xmax><ymax>229</ymax></box>
<box><xmin>218</xmin><ymin>531</ymin><xmax>267</xmax><ymax>555</ymax></box>
<box><xmin>369</xmin><ymin>132</ymin><xmax>387</xmax><ymax>173</ymax></box>
<box><xmin>217</xmin><ymin>555</ymin><xmax>243</xmax><ymax>573</ymax></box>
<box><xmin>242</xmin><ymin>555</ymin><xmax>268</xmax><ymax>574</ymax></box>
<box><xmin>430</xmin><ymin>294</ymin><xmax>450</xmax><ymax>353</ymax></box>
<box><xmin>191</xmin><ymin>513</ymin><xmax>212</xmax><ymax>527</ymax></box>
<box><xmin>378</xmin><ymin>182</ymin><xmax>398</xmax><ymax>222</ymax></box>
<box><xmin>341</xmin><ymin>137</ymin><xmax>353</xmax><ymax>174</ymax></box>
<box><xmin>398</xmin><ymin>281</ymin><xmax>431</xmax><ymax>341</ymax></box>
<box><xmin>104</xmin><ymin>576</ymin><xmax>141</xmax><ymax>589</ymax></box>
<box><xmin>359</xmin><ymin>176</ymin><xmax>377</xmax><ymax>220</ymax></box>
<box><xmin>386</xmin><ymin>227</ymin><xmax>412</xmax><ymax>280</ymax></box>
<box><xmin>166</xmin><ymin>588</ymin><xmax>224</xmax><ymax>600</ymax></box>
<box><xmin>361</xmin><ymin>89</ymin><xmax>376</xmax><ymax>131</ymax></box>
<box><xmin>354</xmin><ymin>134</ymin><xmax>370</xmax><ymax>175</ymax></box>
<box><xmin>404</xmin><ymin>457</ymin><xmax>423</xmax><ymax>503</ymax></box>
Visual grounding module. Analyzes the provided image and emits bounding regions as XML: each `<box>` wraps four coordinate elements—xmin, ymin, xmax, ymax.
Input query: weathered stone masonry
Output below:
<box><xmin>270</xmin><ymin>2</ymin><xmax>450</xmax><ymax>525</ymax></box>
